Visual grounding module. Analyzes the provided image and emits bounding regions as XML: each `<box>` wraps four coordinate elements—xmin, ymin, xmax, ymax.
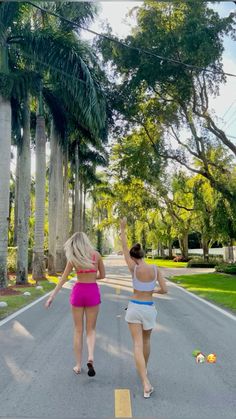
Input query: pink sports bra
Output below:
<box><xmin>77</xmin><ymin>254</ymin><xmax>97</xmax><ymax>274</ymax></box>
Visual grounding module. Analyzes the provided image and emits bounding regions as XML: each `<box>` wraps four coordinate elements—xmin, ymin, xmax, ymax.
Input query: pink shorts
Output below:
<box><xmin>70</xmin><ymin>282</ymin><xmax>101</xmax><ymax>307</ymax></box>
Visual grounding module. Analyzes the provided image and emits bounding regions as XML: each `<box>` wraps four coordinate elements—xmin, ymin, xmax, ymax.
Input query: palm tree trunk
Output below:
<box><xmin>32</xmin><ymin>114</ymin><xmax>46</xmax><ymax>280</ymax></box>
<box><xmin>13</xmin><ymin>146</ymin><xmax>20</xmax><ymax>245</ymax></box>
<box><xmin>79</xmin><ymin>180</ymin><xmax>83</xmax><ymax>231</ymax></box>
<box><xmin>9</xmin><ymin>188</ymin><xmax>13</xmax><ymax>240</ymax></box>
<box><xmin>48</xmin><ymin>121</ymin><xmax>58</xmax><ymax>274</ymax></box>
<box><xmin>74</xmin><ymin>142</ymin><xmax>80</xmax><ymax>232</ymax></box>
<box><xmin>63</xmin><ymin>145</ymin><xmax>70</xmax><ymax>243</ymax></box>
<box><xmin>91</xmin><ymin>197</ymin><xmax>95</xmax><ymax>229</ymax></box>
<box><xmin>83</xmin><ymin>187</ymin><xmax>86</xmax><ymax>231</ymax></box>
<box><xmin>0</xmin><ymin>95</ymin><xmax>11</xmax><ymax>288</ymax></box>
<box><xmin>16</xmin><ymin>95</ymin><xmax>31</xmax><ymax>284</ymax></box>
<box><xmin>71</xmin><ymin>178</ymin><xmax>75</xmax><ymax>235</ymax></box>
<box><xmin>55</xmin><ymin>142</ymin><xmax>66</xmax><ymax>272</ymax></box>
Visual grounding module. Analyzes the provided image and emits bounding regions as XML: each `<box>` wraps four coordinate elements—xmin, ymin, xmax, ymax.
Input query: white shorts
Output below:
<box><xmin>125</xmin><ymin>301</ymin><xmax>157</xmax><ymax>330</ymax></box>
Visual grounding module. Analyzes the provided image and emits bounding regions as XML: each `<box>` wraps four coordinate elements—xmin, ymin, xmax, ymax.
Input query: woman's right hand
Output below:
<box><xmin>45</xmin><ymin>295</ymin><xmax>54</xmax><ymax>308</ymax></box>
<box><xmin>120</xmin><ymin>217</ymin><xmax>127</xmax><ymax>229</ymax></box>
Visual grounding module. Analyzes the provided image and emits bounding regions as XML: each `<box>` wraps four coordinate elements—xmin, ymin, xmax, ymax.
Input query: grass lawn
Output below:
<box><xmin>170</xmin><ymin>273</ymin><xmax>236</xmax><ymax>313</ymax></box>
<box><xmin>145</xmin><ymin>258</ymin><xmax>188</xmax><ymax>268</ymax></box>
<box><xmin>0</xmin><ymin>275</ymin><xmax>61</xmax><ymax>320</ymax></box>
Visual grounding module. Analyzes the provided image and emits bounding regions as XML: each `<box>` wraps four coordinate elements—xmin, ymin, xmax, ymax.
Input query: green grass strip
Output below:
<box><xmin>145</xmin><ymin>258</ymin><xmax>188</xmax><ymax>268</ymax></box>
<box><xmin>170</xmin><ymin>273</ymin><xmax>236</xmax><ymax>312</ymax></box>
<box><xmin>0</xmin><ymin>279</ymin><xmax>56</xmax><ymax>320</ymax></box>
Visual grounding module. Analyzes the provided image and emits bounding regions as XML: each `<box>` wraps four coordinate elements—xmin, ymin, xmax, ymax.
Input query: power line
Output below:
<box><xmin>27</xmin><ymin>1</ymin><xmax>236</xmax><ymax>79</ymax></box>
<box><xmin>222</xmin><ymin>98</ymin><xmax>236</xmax><ymax>120</ymax></box>
<box><xmin>224</xmin><ymin>110</ymin><xmax>236</xmax><ymax>130</ymax></box>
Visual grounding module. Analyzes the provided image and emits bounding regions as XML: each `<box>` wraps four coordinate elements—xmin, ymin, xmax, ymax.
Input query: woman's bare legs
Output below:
<box><xmin>128</xmin><ymin>323</ymin><xmax>153</xmax><ymax>393</ymax></box>
<box><xmin>85</xmin><ymin>305</ymin><xmax>99</xmax><ymax>362</ymax></box>
<box><xmin>142</xmin><ymin>329</ymin><xmax>152</xmax><ymax>367</ymax></box>
<box><xmin>71</xmin><ymin>306</ymin><xmax>84</xmax><ymax>372</ymax></box>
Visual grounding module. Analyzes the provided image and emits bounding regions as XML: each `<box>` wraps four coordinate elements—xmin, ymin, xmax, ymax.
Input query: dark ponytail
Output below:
<box><xmin>129</xmin><ymin>243</ymin><xmax>145</xmax><ymax>259</ymax></box>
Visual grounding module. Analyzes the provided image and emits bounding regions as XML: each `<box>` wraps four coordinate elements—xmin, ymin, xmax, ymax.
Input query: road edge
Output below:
<box><xmin>0</xmin><ymin>291</ymin><xmax>51</xmax><ymax>327</ymax></box>
<box><xmin>166</xmin><ymin>277</ymin><xmax>236</xmax><ymax>322</ymax></box>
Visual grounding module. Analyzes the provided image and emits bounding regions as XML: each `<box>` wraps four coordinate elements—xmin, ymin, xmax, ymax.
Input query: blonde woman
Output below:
<box><xmin>120</xmin><ymin>218</ymin><xmax>167</xmax><ymax>398</ymax></box>
<box><xmin>45</xmin><ymin>232</ymin><xmax>105</xmax><ymax>377</ymax></box>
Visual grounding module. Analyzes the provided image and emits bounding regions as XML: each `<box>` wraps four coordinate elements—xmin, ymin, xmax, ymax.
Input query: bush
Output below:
<box><xmin>187</xmin><ymin>257</ymin><xmax>220</xmax><ymax>268</ymax></box>
<box><xmin>215</xmin><ymin>263</ymin><xmax>236</xmax><ymax>274</ymax></box>
<box><xmin>151</xmin><ymin>256</ymin><xmax>173</xmax><ymax>260</ymax></box>
<box><xmin>7</xmin><ymin>247</ymin><xmax>33</xmax><ymax>273</ymax></box>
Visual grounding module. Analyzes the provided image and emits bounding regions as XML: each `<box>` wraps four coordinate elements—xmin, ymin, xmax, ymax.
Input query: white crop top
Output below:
<box><xmin>132</xmin><ymin>264</ymin><xmax>157</xmax><ymax>292</ymax></box>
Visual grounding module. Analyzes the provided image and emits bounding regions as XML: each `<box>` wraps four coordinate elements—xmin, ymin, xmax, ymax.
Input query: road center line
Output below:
<box><xmin>115</xmin><ymin>389</ymin><xmax>132</xmax><ymax>418</ymax></box>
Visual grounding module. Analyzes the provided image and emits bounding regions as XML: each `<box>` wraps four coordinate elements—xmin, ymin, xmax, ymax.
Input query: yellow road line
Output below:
<box><xmin>116</xmin><ymin>287</ymin><xmax>121</xmax><ymax>295</ymax></box>
<box><xmin>115</xmin><ymin>389</ymin><xmax>132</xmax><ymax>418</ymax></box>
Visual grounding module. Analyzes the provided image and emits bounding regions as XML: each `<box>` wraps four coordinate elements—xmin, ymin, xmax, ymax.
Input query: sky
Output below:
<box><xmin>81</xmin><ymin>1</ymin><xmax>236</xmax><ymax>141</ymax></box>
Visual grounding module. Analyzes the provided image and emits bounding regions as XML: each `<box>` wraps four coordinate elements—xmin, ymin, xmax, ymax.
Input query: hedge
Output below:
<box><xmin>187</xmin><ymin>258</ymin><xmax>220</xmax><ymax>268</ymax></box>
<box><xmin>215</xmin><ymin>263</ymin><xmax>236</xmax><ymax>274</ymax></box>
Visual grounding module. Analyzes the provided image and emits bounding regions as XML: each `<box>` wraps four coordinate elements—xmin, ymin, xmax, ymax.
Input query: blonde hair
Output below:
<box><xmin>64</xmin><ymin>232</ymin><xmax>95</xmax><ymax>269</ymax></box>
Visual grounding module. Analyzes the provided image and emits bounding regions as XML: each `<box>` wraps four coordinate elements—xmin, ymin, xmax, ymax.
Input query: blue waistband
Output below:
<box><xmin>130</xmin><ymin>299</ymin><xmax>154</xmax><ymax>306</ymax></box>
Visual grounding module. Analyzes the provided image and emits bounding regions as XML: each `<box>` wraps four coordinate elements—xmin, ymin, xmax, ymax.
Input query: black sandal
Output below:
<box><xmin>87</xmin><ymin>360</ymin><xmax>96</xmax><ymax>377</ymax></box>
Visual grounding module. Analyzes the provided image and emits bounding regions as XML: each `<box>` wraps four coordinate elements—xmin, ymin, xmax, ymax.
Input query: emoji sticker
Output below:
<box><xmin>207</xmin><ymin>353</ymin><xmax>217</xmax><ymax>363</ymax></box>
<box><xmin>196</xmin><ymin>352</ymin><xmax>205</xmax><ymax>363</ymax></box>
<box><xmin>193</xmin><ymin>349</ymin><xmax>217</xmax><ymax>364</ymax></box>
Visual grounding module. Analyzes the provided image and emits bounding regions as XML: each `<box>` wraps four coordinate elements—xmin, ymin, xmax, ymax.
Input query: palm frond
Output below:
<box><xmin>11</xmin><ymin>28</ymin><xmax>107</xmax><ymax>138</ymax></box>
<box><xmin>11</xmin><ymin>69</ymin><xmax>41</xmax><ymax>101</ymax></box>
<box><xmin>0</xmin><ymin>2</ymin><xmax>20</xmax><ymax>43</ymax></box>
<box><xmin>55</xmin><ymin>2</ymin><xmax>97</xmax><ymax>32</ymax></box>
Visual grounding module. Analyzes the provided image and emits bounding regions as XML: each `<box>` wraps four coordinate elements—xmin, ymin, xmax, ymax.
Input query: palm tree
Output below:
<box><xmin>32</xmin><ymin>89</ymin><xmax>47</xmax><ymax>281</ymax></box>
<box><xmin>48</xmin><ymin>120</ymin><xmax>58</xmax><ymax>275</ymax></box>
<box><xmin>0</xmin><ymin>2</ymin><xmax>108</xmax><ymax>285</ymax></box>
<box><xmin>0</xmin><ymin>3</ymin><xmax>19</xmax><ymax>287</ymax></box>
<box><xmin>70</xmin><ymin>139</ymin><xmax>108</xmax><ymax>234</ymax></box>
<box><xmin>0</xmin><ymin>93</ymin><xmax>11</xmax><ymax>288</ymax></box>
<box><xmin>16</xmin><ymin>93</ymin><xmax>31</xmax><ymax>284</ymax></box>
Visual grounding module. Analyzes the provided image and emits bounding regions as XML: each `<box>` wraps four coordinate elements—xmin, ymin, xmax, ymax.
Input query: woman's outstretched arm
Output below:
<box><xmin>45</xmin><ymin>261</ymin><xmax>73</xmax><ymax>308</ymax></box>
<box><xmin>120</xmin><ymin>218</ymin><xmax>136</xmax><ymax>272</ymax></box>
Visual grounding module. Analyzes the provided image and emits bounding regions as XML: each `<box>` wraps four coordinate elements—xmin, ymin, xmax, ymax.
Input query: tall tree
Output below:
<box><xmin>0</xmin><ymin>3</ymin><xmax>18</xmax><ymax>287</ymax></box>
<box><xmin>32</xmin><ymin>92</ymin><xmax>46</xmax><ymax>281</ymax></box>
<box><xmin>98</xmin><ymin>0</ymin><xmax>236</xmax><ymax>205</ymax></box>
<box><xmin>16</xmin><ymin>94</ymin><xmax>31</xmax><ymax>284</ymax></box>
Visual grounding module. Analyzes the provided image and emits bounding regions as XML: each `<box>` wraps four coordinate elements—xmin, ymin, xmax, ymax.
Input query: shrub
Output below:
<box><xmin>159</xmin><ymin>255</ymin><xmax>173</xmax><ymax>260</ymax></box>
<box><xmin>147</xmin><ymin>256</ymin><xmax>173</xmax><ymax>260</ymax></box>
<box><xmin>215</xmin><ymin>263</ymin><xmax>236</xmax><ymax>274</ymax></box>
<box><xmin>187</xmin><ymin>257</ymin><xmax>220</xmax><ymax>268</ymax></box>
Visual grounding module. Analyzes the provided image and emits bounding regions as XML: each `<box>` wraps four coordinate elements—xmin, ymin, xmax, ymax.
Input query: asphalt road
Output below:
<box><xmin>0</xmin><ymin>256</ymin><xmax>236</xmax><ymax>419</ymax></box>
